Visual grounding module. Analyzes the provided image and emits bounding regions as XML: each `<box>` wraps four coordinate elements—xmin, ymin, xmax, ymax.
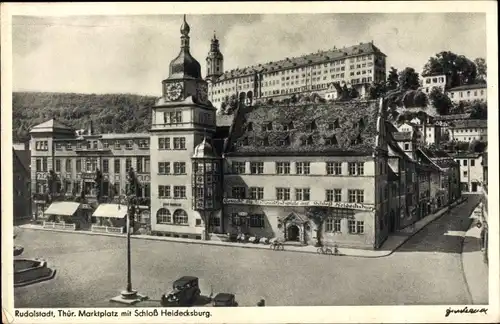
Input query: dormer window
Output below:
<box><xmin>279</xmin><ymin>136</ymin><xmax>290</xmax><ymax>146</ymax></box>
<box><xmin>283</xmin><ymin>122</ymin><xmax>294</xmax><ymax>131</ymax></box>
<box><xmin>325</xmin><ymin>135</ymin><xmax>338</xmax><ymax>145</ymax></box>
<box><xmin>351</xmin><ymin>134</ymin><xmax>363</xmax><ymax>145</ymax></box>
<box><xmin>305</xmin><ymin>136</ymin><xmax>314</xmax><ymax>145</ymax></box>
<box><xmin>260</xmin><ymin>137</ymin><xmax>269</xmax><ymax>146</ymax></box>
<box><xmin>306</xmin><ymin>120</ymin><xmax>317</xmax><ymax>132</ymax></box>
<box><xmin>126</xmin><ymin>140</ymin><xmax>133</xmax><ymax>150</ymax></box>
<box><xmin>246</xmin><ymin>122</ymin><xmax>253</xmax><ymax>131</ymax></box>
<box><xmin>66</xmin><ymin>143</ymin><xmax>73</xmax><ymax>151</ymax></box>
<box><xmin>114</xmin><ymin>141</ymin><xmax>121</xmax><ymax>150</ymax></box>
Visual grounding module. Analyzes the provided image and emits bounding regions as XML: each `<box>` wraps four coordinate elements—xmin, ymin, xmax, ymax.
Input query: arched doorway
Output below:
<box><xmin>287</xmin><ymin>225</ymin><xmax>300</xmax><ymax>241</ymax></box>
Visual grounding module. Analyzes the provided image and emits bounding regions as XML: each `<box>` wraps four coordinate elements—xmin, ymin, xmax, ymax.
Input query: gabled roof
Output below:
<box><xmin>417</xmin><ymin>147</ymin><xmax>457</xmax><ymax>169</ymax></box>
<box><xmin>216</xmin><ymin>42</ymin><xmax>386</xmax><ymax>81</ymax></box>
<box><xmin>448</xmin><ymin>83</ymin><xmax>487</xmax><ymax>92</ymax></box>
<box><xmin>30</xmin><ymin>118</ymin><xmax>74</xmax><ymax>133</ymax></box>
<box><xmin>449</xmin><ymin>119</ymin><xmax>487</xmax><ymax>129</ymax></box>
<box><xmin>224</xmin><ymin>100</ymin><xmax>380</xmax><ymax>156</ymax></box>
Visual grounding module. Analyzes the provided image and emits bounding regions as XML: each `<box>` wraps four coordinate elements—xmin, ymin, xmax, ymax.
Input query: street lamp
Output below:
<box><xmin>110</xmin><ymin>169</ymin><xmax>147</xmax><ymax>305</ymax></box>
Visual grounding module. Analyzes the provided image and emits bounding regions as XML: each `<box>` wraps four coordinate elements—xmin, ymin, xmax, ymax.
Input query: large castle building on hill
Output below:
<box><xmin>205</xmin><ymin>34</ymin><xmax>387</xmax><ymax>108</ymax></box>
<box><xmin>28</xmin><ymin>16</ymin><xmax>461</xmax><ymax>250</ymax></box>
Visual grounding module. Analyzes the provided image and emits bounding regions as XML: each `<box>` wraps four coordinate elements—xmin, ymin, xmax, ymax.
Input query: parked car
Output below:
<box><xmin>212</xmin><ymin>293</ymin><xmax>238</xmax><ymax>307</ymax></box>
<box><xmin>160</xmin><ymin>276</ymin><xmax>201</xmax><ymax>307</ymax></box>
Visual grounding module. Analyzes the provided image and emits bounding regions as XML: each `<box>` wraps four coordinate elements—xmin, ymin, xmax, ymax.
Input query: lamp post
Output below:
<box><xmin>110</xmin><ymin>169</ymin><xmax>147</xmax><ymax>305</ymax></box>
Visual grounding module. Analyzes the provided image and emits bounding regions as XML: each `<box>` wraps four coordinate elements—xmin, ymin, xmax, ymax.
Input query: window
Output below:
<box><xmin>156</xmin><ymin>208</ymin><xmax>172</xmax><ymax>224</ymax></box>
<box><xmin>470</xmin><ymin>159</ymin><xmax>475</xmax><ymax>167</ymax></box>
<box><xmin>92</xmin><ymin>141</ymin><xmax>98</xmax><ymax>149</ymax></box>
<box><xmin>85</xmin><ymin>159</ymin><xmax>97</xmax><ymax>172</ymax></box>
<box><xmin>326</xmin><ymin>162</ymin><xmax>342</xmax><ymax>175</ymax></box>
<box><xmin>249</xmin><ymin>214</ymin><xmax>265</xmax><ymax>228</ymax></box>
<box><xmin>170</xmin><ymin>111</ymin><xmax>183</xmax><ymax>124</ymax></box>
<box><xmin>138</xmin><ymin>140</ymin><xmax>149</xmax><ymax>149</ymax></box>
<box><xmin>276</xmin><ymin>162</ymin><xmax>291</xmax><ymax>174</ymax></box>
<box><xmin>463</xmin><ymin>159</ymin><xmax>468</xmax><ymax>166</ymax></box>
<box><xmin>348</xmin><ymin>162</ymin><xmax>364</xmax><ymax>175</ymax></box>
<box><xmin>76</xmin><ymin>159</ymin><xmax>82</xmax><ymax>172</ymax></box>
<box><xmin>114</xmin><ymin>159</ymin><xmax>121</xmax><ymax>173</ymax></box>
<box><xmin>232</xmin><ymin>162</ymin><xmax>246</xmax><ymax>174</ymax></box>
<box><xmin>158</xmin><ymin>162</ymin><xmax>170</xmax><ymax>174</ymax></box>
<box><xmin>55</xmin><ymin>159</ymin><xmax>61</xmax><ymax>172</ymax></box>
<box><xmin>276</xmin><ymin>187</ymin><xmax>290</xmax><ymax>200</ymax></box>
<box><xmin>173</xmin><ymin>186</ymin><xmax>186</xmax><ymax>199</ymax></box>
<box><xmin>126</xmin><ymin>140</ymin><xmax>133</xmax><ymax>150</ymax></box>
<box><xmin>103</xmin><ymin>141</ymin><xmax>109</xmax><ymax>149</ymax></box>
<box><xmin>250</xmin><ymin>162</ymin><xmax>264</xmax><ymax>174</ymax></box>
<box><xmin>66</xmin><ymin>143</ymin><xmax>73</xmax><ymax>150</ymax></box>
<box><xmin>55</xmin><ymin>143</ymin><xmax>63</xmax><ymax>151</ymax></box>
<box><xmin>325</xmin><ymin>219</ymin><xmax>341</xmax><ymax>232</ymax></box>
<box><xmin>231</xmin><ymin>186</ymin><xmax>246</xmax><ymax>199</ymax></box>
<box><xmin>102</xmin><ymin>159</ymin><xmax>109</xmax><ymax>173</ymax></box>
<box><xmin>158</xmin><ymin>137</ymin><xmax>170</xmax><ymax>150</ymax></box>
<box><xmin>326</xmin><ymin>189</ymin><xmax>342</xmax><ymax>202</ymax></box>
<box><xmin>250</xmin><ymin>187</ymin><xmax>264</xmax><ymax>200</ymax></box>
<box><xmin>126</xmin><ymin>158</ymin><xmax>132</xmax><ymax>171</ymax></box>
<box><xmin>295</xmin><ymin>188</ymin><xmax>310</xmax><ymax>201</ymax></box>
<box><xmin>158</xmin><ymin>185</ymin><xmax>171</xmax><ymax>198</ymax></box>
<box><xmin>296</xmin><ymin>162</ymin><xmax>311</xmax><ymax>175</ymax></box>
<box><xmin>348</xmin><ymin>220</ymin><xmax>364</xmax><ymax>234</ymax></box>
<box><xmin>65</xmin><ymin>160</ymin><xmax>72</xmax><ymax>172</ymax></box>
<box><xmin>114</xmin><ymin>141</ymin><xmax>121</xmax><ymax>150</ymax></box>
<box><xmin>348</xmin><ymin>189</ymin><xmax>364</xmax><ymax>203</ymax></box>
<box><xmin>173</xmin><ymin>162</ymin><xmax>186</xmax><ymax>174</ymax></box>
<box><xmin>173</xmin><ymin>137</ymin><xmax>186</xmax><ymax>150</ymax></box>
<box><xmin>463</xmin><ymin>171</ymin><xmax>468</xmax><ymax>177</ymax></box>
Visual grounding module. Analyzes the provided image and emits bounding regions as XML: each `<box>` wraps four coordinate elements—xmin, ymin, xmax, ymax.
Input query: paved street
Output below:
<box><xmin>14</xmin><ymin>196</ymin><xmax>482</xmax><ymax>307</ymax></box>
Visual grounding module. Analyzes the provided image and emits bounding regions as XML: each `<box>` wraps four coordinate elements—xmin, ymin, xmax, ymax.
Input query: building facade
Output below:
<box><xmin>451</xmin><ymin>152</ymin><xmax>485</xmax><ymax>193</ymax></box>
<box><xmin>448</xmin><ymin>84</ymin><xmax>487</xmax><ymax>104</ymax></box>
<box><xmin>420</xmin><ymin>74</ymin><xmax>446</xmax><ymax>94</ymax></box>
<box><xmin>206</xmin><ymin>38</ymin><xmax>387</xmax><ymax>109</ymax></box>
<box><xmin>448</xmin><ymin>119</ymin><xmax>488</xmax><ymax>142</ymax></box>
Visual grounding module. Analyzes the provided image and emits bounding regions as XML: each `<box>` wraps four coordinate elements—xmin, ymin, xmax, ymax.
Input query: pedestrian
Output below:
<box><xmin>257</xmin><ymin>299</ymin><xmax>265</xmax><ymax>307</ymax></box>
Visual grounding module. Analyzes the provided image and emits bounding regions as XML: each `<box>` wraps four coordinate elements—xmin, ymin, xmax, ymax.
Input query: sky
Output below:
<box><xmin>12</xmin><ymin>13</ymin><xmax>486</xmax><ymax>96</ymax></box>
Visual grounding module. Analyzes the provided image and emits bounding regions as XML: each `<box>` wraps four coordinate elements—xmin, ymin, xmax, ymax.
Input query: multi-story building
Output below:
<box><xmin>420</xmin><ymin>74</ymin><xmax>446</xmax><ymax>94</ymax></box>
<box><xmin>448</xmin><ymin>83</ymin><xmax>487</xmax><ymax>104</ymax></box>
<box><xmin>13</xmin><ymin>146</ymin><xmax>31</xmax><ymax>224</ymax></box>
<box><xmin>29</xmin><ymin>119</ymin><xmax>151</xmax><ymax>229</ymax></box>
<box><xmin>448</xmin><ymin>119</ymin><xmax>488</xmax><ymax>142</ymax></box>
<box><xmin>206</xmin><ymin>37</ymin><xmax>387</xmax><ymax>109</ymax></box>
<box><xmin>451</xmin><ymin>152</ymin><xmax>485</xmax><ymax>193</ymax></box>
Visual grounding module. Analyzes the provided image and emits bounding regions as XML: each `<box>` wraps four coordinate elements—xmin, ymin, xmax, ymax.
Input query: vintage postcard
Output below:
<box><xmin>1</xmin><ymin>1</ymin><xmax>498</xmax><ymax>323</ymax></box>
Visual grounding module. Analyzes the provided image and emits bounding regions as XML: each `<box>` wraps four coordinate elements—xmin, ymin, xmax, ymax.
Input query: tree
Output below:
<box><xmin>474</xmin><ymin>58</ymin><xmax>487</xmax><ymax>84</ymax></box>
<box><xmin>368</xmin><ymin>81</ymin><xmax>387</xmax><ymax>100</ymax></box>
<box><xmin>305</xmin><ymin>206</ymin><xmax>330</xmax><ymax>247</ymax></box>
<box><xmin>429</xmin><ymin>87</ymin><xmax>453</xmax><ymax>115</ymax></box>
<box><xmin>94</xmin><ymin>168</ymin><xmax>103</xmax><ymax>203</ymax></box>
<box><xmin>469</xmin><ymin>140</ymin><xmax>487</xmax><ymax>153</ymax></box>
<box><xmin>422</xmin><ymin>51</ymin><xmax>477</xmax><ymax>89</ymax></box>
<box><xmin>290</xmin><ymin>93</ymin><xmax>298</xmax><ymax>104</ymax></box>
<box><xmin>398</xmin><ymin>67</ymin><xmax>421</xmax><ymax>90</ymax></box>
<box><xmin>468</xmin><ymin>101</ymin><xmax>488</xmax><ymax>119</ymax></box>
<box><xmin>386</xmin><ymin>67</ymin><xmax>399</xmax><ymax>91</ymax></box>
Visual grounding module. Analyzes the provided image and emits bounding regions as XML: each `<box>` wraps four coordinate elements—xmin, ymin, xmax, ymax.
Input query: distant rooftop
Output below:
<box><xmin>450</xmin><ymin>119</ymin><xmax>487</xmax><ymax>129</ymax></box>
<box><xmin>30</xmin><ymin>118</ymin><xmax>74</xmax><ymax>133</ymax></box>
<box><xmin>392</xmin><ymin>132</ymin><xmax>413</xmax><ymax>142</ymax></box>
<box><xmin>216</xmin><ymin>42</ymin><xmax>386</xmax><ymax>81</ymax></box>
<box><xmin>433</xmin><ymin>113</ymin><xmax>471</xmax><ymax>121</ymax></box>
<box><xmin>448</xmin><ymin>83</ymin><xmax>487</xmax><ymax>92</ymax></box>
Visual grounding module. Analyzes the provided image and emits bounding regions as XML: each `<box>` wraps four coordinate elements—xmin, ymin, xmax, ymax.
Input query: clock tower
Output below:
<box><xmin>150</xmin><ymin>15</ymin><xmax>217</xmax><ymax>239</ymax></box>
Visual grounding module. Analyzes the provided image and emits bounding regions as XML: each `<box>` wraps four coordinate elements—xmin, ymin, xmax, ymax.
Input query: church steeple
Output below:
<box><xmin>206</xmin><ymin>30</ymin><xmax>224</xmax><ymax>83</ymax></box>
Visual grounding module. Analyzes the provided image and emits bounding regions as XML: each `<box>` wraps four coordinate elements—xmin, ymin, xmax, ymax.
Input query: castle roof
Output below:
<box><xmin>224</xmin><ymin>100</ymin><xmax>380</xmax><ymax>156</ymax></box>
<box><xmin>216</xmin><ymin>42</ymin><xmax>386</xmax><ymax>81</ymax></box>
<box><xmin>168</xmin><ymin>15</ymin><xmax>202</xmax><ymax>80</ymax></box>
<box><xmin>448</xmin><ymin>83</ymin><xmax>487</xmax><ymax>91</ymax></box>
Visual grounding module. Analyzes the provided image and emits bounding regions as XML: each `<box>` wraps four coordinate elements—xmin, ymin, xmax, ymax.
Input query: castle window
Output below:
<box><xmin>306</xmin><ymin>120</ymin><xmax>317</xmax><ymax>132</ymax></box>
<box><xmin>278</xmin><ymin>136</ymin><xmax>290</xmax><ymax>146</ymax></box>
<box><xmin>325</xmin><ymin>136</ymin><xmax>338</xmax><ymax>145</ymax></box>
<box><xmin>260</xmin><ymin>137</ymin><xmax>269</xmax><ymax>146</ymax></box>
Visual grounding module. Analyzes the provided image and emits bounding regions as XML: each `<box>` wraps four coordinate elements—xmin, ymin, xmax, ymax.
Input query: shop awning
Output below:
<box><xmin>92</xmin><ymin>204</ymin><xmax>128</xmax><ymax>219</ymax></box>
<box><xmin>44</xmin><ymin>202</ymin><xmax>80</xmax><ymax>216</ymax></box>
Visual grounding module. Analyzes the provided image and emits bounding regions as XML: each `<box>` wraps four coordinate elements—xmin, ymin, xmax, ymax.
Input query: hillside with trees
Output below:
<box><xmin>12</xmin><ymin>92</ymin><xmax>157</xmax><ymax>143</ymax></box>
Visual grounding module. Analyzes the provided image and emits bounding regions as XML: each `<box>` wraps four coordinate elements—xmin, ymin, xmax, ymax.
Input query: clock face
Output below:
<box><xmin>197</xmin><ymin>83</ymin><xmax>208</xmax><ymax>102</ymax></box>
<box><xmin>166</xmin><ymin>82</ymin><xmax>183</xmax><ymax>101</ymax></box>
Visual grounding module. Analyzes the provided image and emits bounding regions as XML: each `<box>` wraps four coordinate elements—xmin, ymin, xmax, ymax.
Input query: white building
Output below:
<box><xmin>449</xmin><ymin>119</ymin><xmax>488</xmax><ymax>142</ymax></box>
<box><xmin>421</xmin><ymin>75</ymin><xmax>446</xmax><ymax>94</ymax></box>
<box><xmin>448</xmin><ymin>84</ymin><xmax>487</xmax><ymax>104</ymax></box>
<box><xmin>452</xmin><ymin>153</ymin><xmax>485</xmax><ymax>193</ymax></box>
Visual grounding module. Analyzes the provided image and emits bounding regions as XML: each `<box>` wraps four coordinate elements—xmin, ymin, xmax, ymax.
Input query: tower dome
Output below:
<box><xmin>193</xmin><ymin>137</ymin><xmax>218</xmax><ymax>159</ymax></box>
<box><xmin>168</xmin><ymin>15</ymin><xmax>202</xmax><ymax>80</ymax></box>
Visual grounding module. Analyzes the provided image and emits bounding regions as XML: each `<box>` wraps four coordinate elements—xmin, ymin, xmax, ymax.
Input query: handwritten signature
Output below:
<box><xmin>445</xmin><ymin>306</ymin><xmax>488</xmax><ymax>317</ymax></box>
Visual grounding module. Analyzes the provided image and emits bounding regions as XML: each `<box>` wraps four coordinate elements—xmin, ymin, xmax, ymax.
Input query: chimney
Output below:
<box><xmin>87</xmin><ymin>120</ymin><xmax>94</xmax><ymax>135</ymax></box>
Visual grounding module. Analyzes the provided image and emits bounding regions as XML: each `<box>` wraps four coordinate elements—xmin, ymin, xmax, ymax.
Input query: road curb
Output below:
<box><xmin>18</xmin><ymin>198</ymin><xmax>466</xmax><ymax>259</ymax></box>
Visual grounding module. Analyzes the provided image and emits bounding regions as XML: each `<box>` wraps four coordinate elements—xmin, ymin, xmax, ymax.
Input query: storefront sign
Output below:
<box><xmin>163</xmin><ymin>202</ymin><xmax>182</xmax><ymax>207</ymax></box>
<box><xmin>222</xmin><ymin>198</ymin><xmax>376</xmax><ymax>211</ymax></box>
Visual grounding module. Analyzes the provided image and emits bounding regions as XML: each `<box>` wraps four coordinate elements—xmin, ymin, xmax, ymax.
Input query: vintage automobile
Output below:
<box><xmin>212</xmin><ymin>293</ymin><xmax>238</xmax><ymax>307</ymax></box>
<box><xmin>160</xmin><ymin>276</ymin><xmax>201</xmax><ymax>307</ymax></box>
